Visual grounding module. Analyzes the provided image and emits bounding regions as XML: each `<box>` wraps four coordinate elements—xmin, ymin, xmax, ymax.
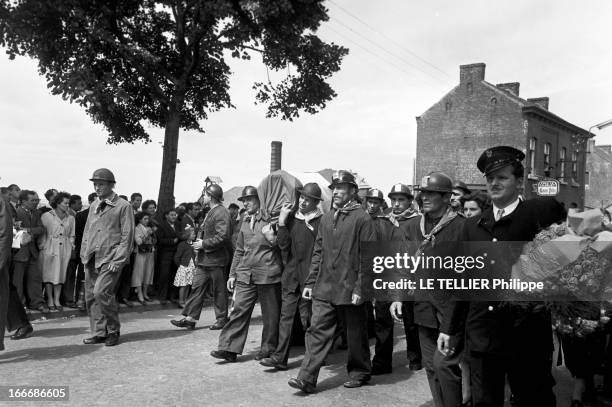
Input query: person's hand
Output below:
<box><xmin>226</xmin><ymin>277</ymin><xmax>235</xmax><ymax>292</ymax></box>
<box><xmin>390</xmin><ymin>301</ymin><xmax>403</xmax><ymax>322</ymax></box>
<box><xmin>278</xmin><ymin>202</ymin><xmax>293</xmax><ymax>226</ymax></box>
<box><xmin>302</xmin><ymin>287</ymin><xmax>312</xmax><ymax>300</ymax></box>
<box><xmin>192</xmin><ymin>239</ymin><xmax>203</xmax><ymax>250</ymax></box>
<box><xmin>437</xmin><ymin>333</ymin><xmax>453</xmax><ymax>356</ymax></box>
<box><xmin>107</xmin><ymin>264</ymin><xmax>119</xmax><ymax>273</ymax></box>
<box><xmin>173</xmin><ymin>238</ymin><xmax>178</xmax><ymax>244</ymax></box>
<box><xmin>351</xmin><ymin>293</ymin><xmax>362</xmax><ymax>305</ymax></box>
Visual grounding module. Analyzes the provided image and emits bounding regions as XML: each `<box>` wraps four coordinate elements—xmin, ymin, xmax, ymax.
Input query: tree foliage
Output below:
<box><xmin>0</xmin><ymin>0</ymin><xmax>348</xmax><ymax>210</ymax></box>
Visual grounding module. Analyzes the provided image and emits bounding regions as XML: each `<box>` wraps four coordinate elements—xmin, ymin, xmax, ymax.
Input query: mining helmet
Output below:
<box><xmin>452</xmin><ymin>181</ymin><xmax>471</xmax><ymax>195</ymax></box>
<box><xmin>89</xmin><ymin>168</ymin><xmax>116</xmax><ymax>183</ymax></box>
<box><xmin>365</xmin><ymin>188</ymin><xmax>384</xmax><ymax>201</ymax></box>
<box><xmin>298</xmin><ymin>183</ymin><xmax>323</xmax><ymax>201</ymax></box>
<box><xmin>328</xmin><ymin>170</ymin><xmax>358</xmax><ymax>190</ymax></box>
<box><xmin>388</xmin><ymin>183</ymin><xmax>414</xmax><ymax>199</ymax></box>
<box><xmin>205</xmin><ymin>183</ymin><xmax>224</xmax><ymax>201</ymax></box>
<box><xmin>237</xmin><ymin>185</ymin><xmax>258</xmax><ymax>202</ymax></box>
<box><xmin>477</xmin><ymin>146</ymin><xmax>525</xmax><ymax>176</ymax></box>
<box><xmin>416</xmin><ymin>172</ymin><xmax>453</xmax><ymax>193</ymax></box>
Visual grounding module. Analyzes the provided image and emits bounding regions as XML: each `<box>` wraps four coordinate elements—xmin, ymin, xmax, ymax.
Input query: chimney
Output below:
<box><xmin>270</xmin><ymin>141</ymin><xmax>282</xmax><ymax>172</ymax></box>
<box><xmin>459</xmin><ymin>63</ymin><xmax>486</xmax><ymax>84</ymax></box>
<box><xmin>528</xmin><ymin>97</ymin><xmax>549</xmax><ymax>110</ymax></box>
<box><xmin>496</xmin><ymin>82</ymin><xmax>520</xmax><ymax>96</ymax></box>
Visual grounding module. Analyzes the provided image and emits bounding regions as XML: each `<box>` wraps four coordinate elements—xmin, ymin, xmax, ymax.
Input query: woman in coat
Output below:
<box><xmin>40</xmin><ymin>192</ymin><xmax>75</xmax><ymax>311</ymax></box>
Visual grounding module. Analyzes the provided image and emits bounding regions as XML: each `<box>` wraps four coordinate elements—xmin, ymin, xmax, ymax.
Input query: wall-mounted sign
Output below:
<box><xmin>536</xmin><ymin>179</ymin><xmax>560</xmax><ymax>196</ymax></box>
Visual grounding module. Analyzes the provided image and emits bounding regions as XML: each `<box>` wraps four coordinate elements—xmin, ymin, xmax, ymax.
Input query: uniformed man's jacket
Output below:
<box><xmin>446</xmin><ymin>197</ymin><xmax>565</xmax><ymax>354</ymax></box>
<box><xmin>403</xmin><ymin>213</ymin><xmax>465</xmax><ymax>332</ymax></box>
<box><xmin>277</xmin><ymin>214</ymin><xmax>321</xmax><ymax>292</ymax></box>
<box><xmin>230</xmin><ymin>212</ymin><xmax>282</xmax><ymax>284</ymax></box>
<box><xmin>304</xmin><ymin>202</ymin><xmax>376</xmax><ymax>305</ymax></box>
<box><xmin>80</xmin><ymin>194</ymin><xmax>135</xmax><ymax>269</ymax></box>
<box><xmin>196</xmin><ymin>205</ymin><xmax>230</xmax><ymax>267</ymax></box>
<box><xmin>13</xmin><ymin>207</ymin><xmax>44</xmax><ymax>262</ymax></box>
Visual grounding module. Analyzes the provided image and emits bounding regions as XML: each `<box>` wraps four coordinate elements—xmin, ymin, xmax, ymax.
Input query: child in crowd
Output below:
<box><xmin>173</xmin><ymin>228</ymin><xmax>195</xmax><ymax>308</ymax></box>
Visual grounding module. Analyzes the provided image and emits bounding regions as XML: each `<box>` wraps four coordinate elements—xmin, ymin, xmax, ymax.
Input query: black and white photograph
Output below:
<box><xmin>1</xmin><ymin>1</ymin><xmax>612</xmax><ymax>406</ymax></box>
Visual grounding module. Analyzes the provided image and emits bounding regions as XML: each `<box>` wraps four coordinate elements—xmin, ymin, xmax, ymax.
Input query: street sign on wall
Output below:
<box><xmin>535</xmin><ymin>179</ymin><xmax>560</xmax><ymax>196</ymax></box>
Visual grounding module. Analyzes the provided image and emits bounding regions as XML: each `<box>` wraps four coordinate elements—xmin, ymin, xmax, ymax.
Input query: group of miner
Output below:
<box><xmin>0</xmin><ymin>145</ymin><xmax>568</xmax><ymax>407</ymax></box>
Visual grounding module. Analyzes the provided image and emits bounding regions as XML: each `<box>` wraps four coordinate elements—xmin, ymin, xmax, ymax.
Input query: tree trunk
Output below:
<box><xmin>157</xmin><ymin>110</ymin><xmax>181</xmax><ymax>215</ymax></box>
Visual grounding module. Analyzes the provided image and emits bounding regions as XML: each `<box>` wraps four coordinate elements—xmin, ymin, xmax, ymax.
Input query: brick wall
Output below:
<box><xmin>585</xmin><ymin>142</ymin><xmax>612</xmax><ymax>208</ymax></box>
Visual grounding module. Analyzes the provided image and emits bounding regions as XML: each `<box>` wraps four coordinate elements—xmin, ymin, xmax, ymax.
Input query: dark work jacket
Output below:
<box><xmin>0</xmin><ymin>197</ymin><xmax>13</xmax><ymax>270</ymax></box>
<box><xmin>13</xmin><ymin>207</ymin><xmax>44</xmax><ymax>262</ymax></box>
<box><xmin>156</xmin><ymin>220</ymin><xmax>181</xmax><ymax>254</ymax></box>
<box><xmin>304</xmin><ymin>203</ymin><xmax>376</xmax><ymax>305</ymax></box>
<box><xmin>74</xmin><ymin>208</ymin><xmax>89</xmax><ymax>256</ymax></box>
<box><xmin>196</xmin><ymin>205</ymin><xmax>230</xmax><ymax>267</ymax></box>
<box><xmin>446</xmin><ymin>197</ymin><xmax>566</xmax><ymax>354</ymax></box>
<box><xmin>403</xmin><ymin>213</ymin><xmax>466</xmax><ymax>332</ymax></box>
<box><xmin>277</xmin><ymin>214</ymin><xmax>322</xmax><ymax>292</ymax></box>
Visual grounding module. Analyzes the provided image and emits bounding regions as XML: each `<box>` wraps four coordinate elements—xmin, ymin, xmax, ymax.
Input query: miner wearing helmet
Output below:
<box><xmin>289</xmin><ymin>170</ymin><xmax>376</xmax><ymax>393</ymax></box>
<box><xmin>370</xmin><ymin>183</ymin><xmax>422</xmax><ymax>376</ymax></box>
<box><xmin>259</xmin><ymin>182</ymin><xmax>324</xmax><ymax>371</ymax></box>
<box><xmin>81</xmin><ymin>168</ymin><xmax>134</xmax><ymax>347</ymax></box>
<box><xmin>444</xmin><ymin>146</ymin><xmax>565</xmax><ymax>407</ymax></box>
<box><xmin>450</xmin><ymin>180</ymin><xmax>471</xmax><ymax>215</ymax></box>
<box><xmin>210</xmin><ymin>185</ymin><xmax>282</xmax><ymax>363</ymax></box>
<box><xmin>172</xmin><ymin>183</ymin><xmax>230</xmax><ymax>331</ymax></box>
<box><xmin>389</xmin><ymin>172</ymin><xmax>465</xmax><ymax>406</ymax></box>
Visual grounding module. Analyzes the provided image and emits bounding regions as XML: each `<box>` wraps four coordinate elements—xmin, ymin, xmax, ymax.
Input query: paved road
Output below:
<box><xmin>0</xmin><ymin>305</ymin><xmax>601</xmax><ymax>407</ymax></box>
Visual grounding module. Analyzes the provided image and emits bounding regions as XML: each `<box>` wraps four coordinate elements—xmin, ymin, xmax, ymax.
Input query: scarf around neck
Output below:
<box><xmin>416</xmin><ymin>207</ymin><xmax>457</xmax><ymax>256</ymax></box>
<box><xmin>295</xmin><ymin>207</ymin><xmax>324</xmax><ymax>231</ymax></box>
<box><xmin>384</xmin><ymin>207</ymin><xmax>418</xmax><ymax>227</ymax></box>
<box><xmin>333</xmin><ymin>200</ymin><xmax>361</xmax><ymax>227</ymax></box>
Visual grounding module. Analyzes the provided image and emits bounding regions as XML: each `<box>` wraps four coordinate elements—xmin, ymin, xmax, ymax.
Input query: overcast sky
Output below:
<box><xmin>1</xmin><ymin>0</ymin><xmax>611</xmax><ymax>204</ymax></box>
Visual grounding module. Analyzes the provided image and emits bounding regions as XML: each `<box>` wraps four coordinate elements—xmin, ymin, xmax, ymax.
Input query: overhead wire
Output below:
<box><xmin>328</xmin><ymin>0</ymin><xmax>454</xmax><ymax>83</ymax></box>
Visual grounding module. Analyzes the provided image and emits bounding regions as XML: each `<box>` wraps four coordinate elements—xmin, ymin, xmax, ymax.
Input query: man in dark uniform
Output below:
<box><xmin>288</xmin><ymin>170</ymin><xmax>376</xmax><ymax>393</ymax></box>
<box><xmin>371</xmin><ymin>183</ymin><xmax>422</xmax><ymax>375</ymax></box>
<box><xmin>391</xmin><ymin>173</ymin><xmax>465</xmax><ymax>407</ymax></box>
<box><xmin>171</xmin><ymin>184</ymin><xmax>230</xmax><ymax>330</ymax></box>
<box><xmin>211</xmin><ymin>186</ymin><xmax>282</xmax><ymax>362</ymax></box>
<box><xmin>443</xmin><ymin>146</ymin><xmax>565</xmax><ymax>407</ymax></box>
<box><xmin>260</xmin><ymin>183</ymin><xmax>324</xmax><ymax>371</ymax></box>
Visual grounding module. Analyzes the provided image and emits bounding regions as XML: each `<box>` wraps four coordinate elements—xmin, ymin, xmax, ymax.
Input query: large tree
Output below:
<box><xmin>0</xmin><ymin>0</ymin><xmax>347</xmax><ymax>212</ymax></box>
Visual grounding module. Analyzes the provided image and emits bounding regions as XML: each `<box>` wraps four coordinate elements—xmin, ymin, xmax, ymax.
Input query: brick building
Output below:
<box><xmin>416</xmin><ymin>62</ymin><xmax>591</xmax><ymax>208</ymax></box>
<box><xmin>585</xmin><ymin>141</ymin><xmax>612</xmax><ymax>209</ymax></box>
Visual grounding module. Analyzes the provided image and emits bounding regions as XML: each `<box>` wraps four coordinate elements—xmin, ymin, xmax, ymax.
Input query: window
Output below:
<box><xmin>585</xmin><ymin>171</ymin><xmax>590</xmax><ymax>188</ymax></box>
<box><xmin>572</xmin><ymin>150</ymin><xmax>578</xmax><ymax>179</ymax></box>
<box><xmin>559</xmin><ymin>147</ymin><xmax>566</xmax><ymax>179</ymax></box>
<box><xmin>529</xmin><ymin>138</ymin><xmax>537</xmax><ymax>175</ymax></box>
<box><xmin>543</xmin><ymin>143</ymin><xmax>551</xmax><ymax>171</ymax></box>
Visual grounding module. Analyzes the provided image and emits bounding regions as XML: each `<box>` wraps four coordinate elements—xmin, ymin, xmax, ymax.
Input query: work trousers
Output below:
<box><xmin>298</xmin><ymin>299</ymin><xmax>371</xmax><ymax>385</ymax></box>
<box><xmin>12</xmin><ymin>259</ymin><xmax>43</xmax><ymax>308</ymax></box>
<box><xmin>271</xmin><ymin>286</ymin><xmax>312</xmax><ymax>364</ymax></box>
<box><xmin>218</xmin><ymin>281</ymin><xmax>281</xmax><ymax>355</ymax></box>
<box><xmin>85</xmin><ymin>261</ymin><xmax>123</xmax><ymax>337</ymax></box>
<box><xmin>419</xmin><ymin>325</ymin><xmax>463</xmax><ymax>407</ymax></box>
<box><xmin>182</xmin><ymin>265</ymin><xmax>228</xmax><ymax>322</ymax></box>
<box><xmin>63</xmin><ymin>258</ymin><xmax>83</xmax><ymax>304</ymax></box>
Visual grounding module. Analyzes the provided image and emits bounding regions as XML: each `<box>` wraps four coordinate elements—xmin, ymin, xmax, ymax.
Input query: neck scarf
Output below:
<box><xmin>384</xmin><ymin>208</ymin><xmax>417</xmax><ymax>227</ymax></box>
<box><xmin>244</xmin><ymin>210</ymin><xmax>259</xmax><ymax>231</ymax></box>
<box><xmin>295</xmin><ymin>207</ymin><xmax>324</xmax><ymax>231</ymax></box>
<box><xmin>416</xmin><ymin>207</ymin><xmax>457</xmax><ymax>256</ymax></box>
<box><xmin>332</xmin><ymin>200</ymin><xmax>361</xmax><ymax>228</ymax></box>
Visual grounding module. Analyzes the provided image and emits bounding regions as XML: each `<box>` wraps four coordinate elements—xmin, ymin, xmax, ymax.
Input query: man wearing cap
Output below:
<box><xmin>259</xmin><ymin>183</ymin><xmax>324</xmax><ymax>371</ymax></box>
<box><xmin>289</xmin><ymin>170</ymin><xmax>376</xmax><ymax>393</ymax></box>
<box><xmin>444</xmin><ymin>146</ymin><xmax>565</xmax><ymax>407</ymax></box>
<box><xmin>211</xmin><ymin>186</ymin><xmax>282</xmax><ymax>362</ymax></box>
<box><xmin>451</xmin><ymin>181</ymin><xmax>471</xmax><ymax>215</ymax></box>
<box><xmin>171</xmin><ymin>184</ymin><xmax>230</xmax><ymax>330</ymax></box>
<box><xmin>390</xmin><ymin>173</ymin><xmax>465</xmax><ymax>407</ymax></box>
<box><xmin>370</xmin><ymin>183</ymin><xmax>422</xmax><ymax>375</ymax></box>
<box><xmin>81</xmin><ymin>168</ymin><xmax>134</xmax><ymax>347</ymax></box>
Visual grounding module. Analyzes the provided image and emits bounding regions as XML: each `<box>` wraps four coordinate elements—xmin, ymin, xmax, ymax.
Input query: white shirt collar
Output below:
<box><xmin>493</xmin><ymin>197</ymin><xmax>520</xmax><ymax>221</ymax></box>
